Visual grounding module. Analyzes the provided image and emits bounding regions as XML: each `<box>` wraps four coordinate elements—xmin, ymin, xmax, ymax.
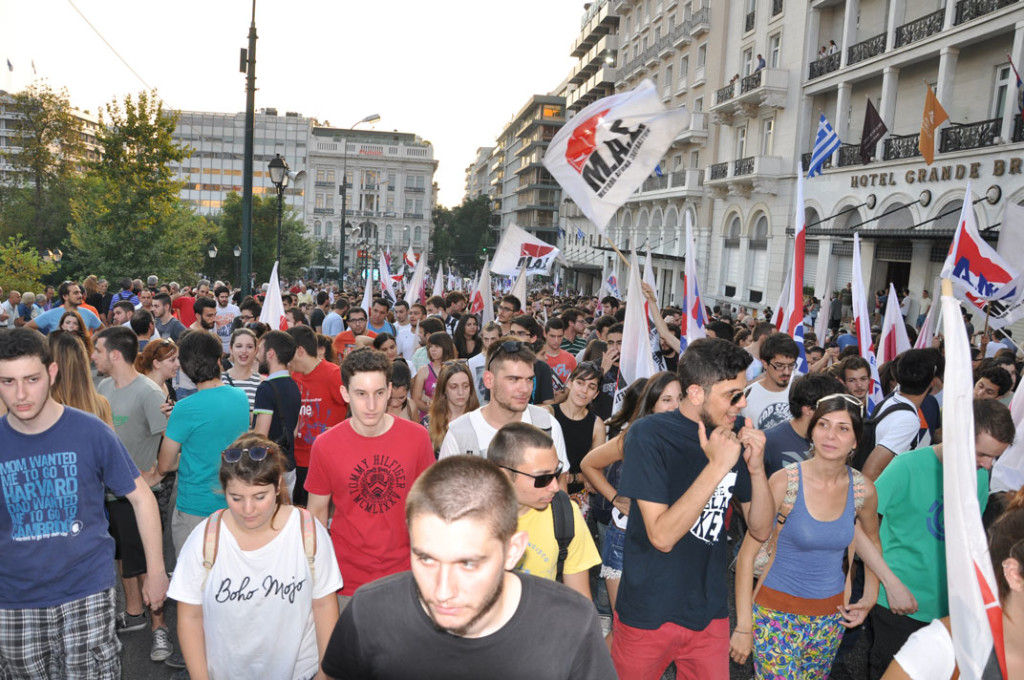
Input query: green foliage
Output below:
<box><xmin>67</xmin><ymin>91</ymin><xmax>215</xmax><ymax>281</ymax></box>
<box><xmin>208</xmin><ymin>193</ymin><xmax>314</xmax><ymax>285</ymax></box>
<box><xmin>431</xmin><ymin>195</ymin><xmax>494</xmax><ymax>270</ymax></box>
<box><xmin>0</xmin><ymin>235</ymin><xmax>57</xmax><ymax>293</ymax></box>
<box><xmin>0</xmin><ymin>82</ymin><xmax>84</xmax><ymax>251</ymax></box>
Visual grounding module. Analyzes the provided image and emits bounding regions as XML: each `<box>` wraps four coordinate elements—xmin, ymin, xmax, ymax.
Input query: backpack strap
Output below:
<box><xmin>448</xmin><ymin>414</ymin><xmax>484</xmax><ymax>456</ymax></box>
<box><xmin>201</xmin><ymin>509</ymin><xmax>226</xmax><ymax>589</ymax></box>
<box><xmin>527</xmin><ymin>404</ymin><xmax>552</xmax><ymax>433</ymax></box>
<box><xmin>551</xmin><ymin>491</ymin><xmax>575</xmax><ymax>584</ymax></box>
<box><xmin>297</xmin><ymin>507</ymin><xmax>317</xmax><ymax>582</ymax></box>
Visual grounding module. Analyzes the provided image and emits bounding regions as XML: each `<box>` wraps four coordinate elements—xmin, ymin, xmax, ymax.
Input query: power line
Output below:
<box><xmin>66</xmin><ymin>0</ymin><xmax>154</xmax><ymax>93</ymax></box>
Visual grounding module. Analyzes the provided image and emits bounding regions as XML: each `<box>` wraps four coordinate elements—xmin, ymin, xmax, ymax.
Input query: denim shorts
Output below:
<box><xmin>600</xmin><ymin>521</ymin><xmax>626</xmax><ymax>578</ymax></box>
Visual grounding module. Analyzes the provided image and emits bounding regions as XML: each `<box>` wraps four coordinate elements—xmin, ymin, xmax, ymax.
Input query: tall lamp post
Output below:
<box><xmin>206</xmin><ymin>244</ymin><xmax>218</xmax><ymax>282</ymax></box>
<box><xmin>233</xmin><ymin>245</ymin><xmax>242</xmax><ymax>289</ymax></box>
<box><xmin>338</xmin><ymin>113</ymin><xmax>381</xmax><ymax>288</ymax></box>
<box><xmin>268</xmin><ymin>154</ymin><xmax>290</xmax><ymax>266</ymax></box>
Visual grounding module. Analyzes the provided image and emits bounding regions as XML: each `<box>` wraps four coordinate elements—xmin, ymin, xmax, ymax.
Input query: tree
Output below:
<box><xmin>67</xmin><ymin>91</ymin><xmax>215</xmax><ymax>281</ymax></box>
<box><xmin>209</xmin><ymin>193</ymin><xmax>314</xmax><ymax>285</ymax></box>
<box><xmin>431</xmin><ymin>195</ymin><xmax>494</xmax><ymax>271</ymax></box>
<box><xmin>0</xmin><ymin>236</ymin><xmax>57</xmax><ymax>293</ymax></box>
<box><xmin>0</xmin><ymin>82</ymin><xmax>84</xmax><ymax>252</ymax></box>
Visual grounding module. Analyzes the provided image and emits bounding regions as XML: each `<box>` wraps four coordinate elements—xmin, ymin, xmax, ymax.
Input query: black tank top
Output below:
<box><xmin>552</xmin><ymin>404</ymin><xmax>597</xmax><ymax>493</ymax></box>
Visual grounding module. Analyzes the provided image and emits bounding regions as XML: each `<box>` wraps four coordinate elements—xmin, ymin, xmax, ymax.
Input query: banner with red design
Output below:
<box><xmin>490</xmin><ymin>223</ymin><xmax>560</xmax><ymax>276</ymax></box>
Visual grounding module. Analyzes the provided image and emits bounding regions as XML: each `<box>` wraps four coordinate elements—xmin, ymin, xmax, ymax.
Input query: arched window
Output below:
<box><xmin>749</xmin><ymin>214</ymin><xmax>769</xmax><ymax>300</ymax></box>
<box><xmin>385</xmin><ymin>224</ymin><xmax>393</xmax><ymax>242</ymax></box>
<box><xmin>722</xmin><ymin>215</ymin><xmax>741</xmax><ymax>297</ymax></box>
<box><xmin>326</xmin><ymin>221</ymin><xmax>333</xmax><ymax>239</ymax></box>
<box><xmin>414</xmin><ymin>226</ymin><xmax>423</xmax><ymax>243</ymax></box>
<box><xmin>314</xmin><ymin>220</ymin><xmax>322</xmax><ymax>237</ymax></box>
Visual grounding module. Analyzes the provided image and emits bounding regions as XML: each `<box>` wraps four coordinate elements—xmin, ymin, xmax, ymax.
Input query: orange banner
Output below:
<box><xmin>918</xmin><ymin>84</ymin><xmax>949</xmax><ymax>165</ymax></box>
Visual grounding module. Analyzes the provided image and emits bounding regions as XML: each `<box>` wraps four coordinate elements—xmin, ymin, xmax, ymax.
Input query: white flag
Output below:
<box><xmin>941</xmin><ymin>292</ymin><xmax>1007</xmax><ymax>680</ymax></box>
<box><xmin>359</xmin><ymin>269</ymin><xmax>373</xmax><ymax>316</ymax></box>
<box><xmin>470</xmin><ymin>258</ymin><xmax>495</xmax><ymax>326</ymax></box>
<box><xmin>616</xmin><ymin>250</ymin><xmax>658</xmax><ymax>413</ymax></box>
<box><xmin>259</xmin><ymin>261</ymin><xmax>288</xmax><ymax>330</ymax></box>
<box><xmin>490</xmin><ymin>223</ymin><xmax>561</xmax><ymax>276</ymax></box>
<box><xmin>543</xmin><ymin>80</ymin><xmax>690</xmax><ymax>232</ymax></box>
<box><xmin>852</xmin><ymin>233</ymin><xmax>884</xmax><ymax>412</ymax></box>
<box><xmin>643</xmin><ymin>250</ymin><xmax>667</xmax><ymax>371</ymax></box>
<box><xmin>510</xmin><ymin>265</ymin><xmax>528</xmax><ymax>315</ymax></box>
<box><xmin>914</xmin><ymin>278</ymin><xmax>942</xmax><ymax>349</ymax></box>
<box><xmin>404</xmin><ymin>244</ymin><xmax>417</xmax><ymax>268</ymax></box>
<box><xmin>404</xmin><ymin>252</ymin><xmax>427</xmax><ymax>307</ymax></box>
<box><xmin>877</xmin><ymin>283</ymin><xmax>911</xmax><ymax>365</ymax></box>
<box><xmin>814</xmin><ymin>264</ymin><xmax>835</xmax><ymax>346</ymax></box>
<box><xmin>379</xmin><ymin>251</ymin><xmax>397</xmax><ymax>306</ymax></box>
<box><xmin>683</xmin><ymin>212</ymin><xmax>707</xmax><ymax>346</ymax></box>
<box><xmin>431</xmin><ymin>267</ymin><xmax>444</xmax><ymax>299</ymax></box>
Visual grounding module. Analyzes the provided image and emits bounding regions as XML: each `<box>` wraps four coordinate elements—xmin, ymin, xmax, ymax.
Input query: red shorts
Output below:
<box><xmin>611</xmin><ymin>614</ymin><xmax>729</xmax><ymax>680</ymax></box>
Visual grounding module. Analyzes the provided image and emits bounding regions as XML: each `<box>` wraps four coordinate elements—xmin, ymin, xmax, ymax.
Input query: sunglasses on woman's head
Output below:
<box><xmin>222</xmin><ymin>447</ymin><xmax>270</xmax><ymax>463</ymax></box>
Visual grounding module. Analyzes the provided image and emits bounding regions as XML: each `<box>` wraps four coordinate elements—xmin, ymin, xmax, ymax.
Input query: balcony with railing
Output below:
<box><xmin>644</xmin><ymin>45</ymin><xmax>661</xmax><ymax>67</ymax></box>
<box><xmin>570</xmin><ymin>1</ymin><xmax>620</xmax><ymax>58</ymax></box>
<box><xmin>955</xmin><ymin>0</ymin><xmax>1020</xmax><ymax>25</ymax></box>
<box><xmin>939</xmin><ymin>118</ymin><xmax>1001</xmax><ymax>153</ymax></box>
<box><xmin>314</xmin><ymin>180</ymin><xmax>334</xmax><ymax>189</ymax></box>
<box><xmin>705</xmin><ymin>156</ymin><xmax>785</xmax><ymax>191</ymax></box>
<box><xmin>709</xmin><ymin>68</ymin><xmax>788</xmax><ymax>118</ymax></box>
<box><xmin>847</xmin><ymin>33</ymin><xmax>886</xmax><ymax>66</ymax></box>
<box><xmin>690</xmin><ymin>6</ymin><xmax>710</xmax><ymax>35</ymax></box>
<box><xmin>1015</xmin><ymin>117</ymin><xmax>1024</xmax><ymax>143</ymax></box>
<box><xmin>808</xmin><ymin>52</ymin><xmax>841</xmax><ymax>80</ymax></box>
<box><xmin>838</xmin><ymin>144</ymin><xmax>867</xmax><ymax>167</ymax></box>
<box><xmin>884</xmin><ymin>133</ymin><xmax>922</xmax><ymax>160</ymax></box>
<box><xmin>658</xmin><ymin>36</ymin><xmax>674</xmax><ymax>58</ymax></box>
<box><xmin>894</xmin><ymin>9</ymin><xmax>945</xmax><ymax>48</ymax></box>
<box><xmin>628</xmin><ymin>168</ymin><xmax>703</xmax><ymax>201</ymax></box>
<box><xmin>670</xmin><ymin>20</ymin><xmax>692</xmax><ymax>47</ymax></box>
<box><xmin>567</xmin><ymin>65</ymin><xmax>618</xmax><ymax>111</ymax></box>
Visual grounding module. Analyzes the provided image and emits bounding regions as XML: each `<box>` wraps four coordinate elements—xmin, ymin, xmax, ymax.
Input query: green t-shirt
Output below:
<box><xmin>166</xmin><ymin>385</ymin><xmax>250</xmax><ymax>517</ymax></box>
<box><xmin>875</xmin><ymin>446</ymin><xmax>989</xmax><ymax>622</ymax></box>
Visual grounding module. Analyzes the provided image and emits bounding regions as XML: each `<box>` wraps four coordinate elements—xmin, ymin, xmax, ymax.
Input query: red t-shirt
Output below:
<box><xmin>304</xmin><ymin>417</ymin><xmax>435</xmax><ymax>595</ymax></box>
<box><xmin>291</xmin><ymin>361</ymin><xmax>347</xmax><ymax>467</ymax></box>
<box><xmin>544</xmin><ymin>349</ymin><xmax>577</xmax><ymax>385</ymax></box>
<box><xmin>173</xmin><ymin>296</ymin><xmax>197</xmax><ymax>327</ymax></box>
<box><xmin>332</xmin><ymin>329</ymin><xmax>377</xmax><ymax>359</ymax></box>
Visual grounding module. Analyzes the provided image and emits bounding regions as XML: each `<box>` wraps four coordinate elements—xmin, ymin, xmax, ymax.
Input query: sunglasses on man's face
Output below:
<box><xmin>497</xmin><ymin>464</ymin><xmax>563</xmax><ymax>488</ymax></box>
<box><xmin>222</xmin><ymin>446</ymin><xmax>270</xmax><ymax>463</ymax></box>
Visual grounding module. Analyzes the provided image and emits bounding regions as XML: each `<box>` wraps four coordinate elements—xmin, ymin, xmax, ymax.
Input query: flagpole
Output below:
<box><xmin>603</xmin><ymin>236</ymin><xmax>631</xmax><ymax>270</ymax></box>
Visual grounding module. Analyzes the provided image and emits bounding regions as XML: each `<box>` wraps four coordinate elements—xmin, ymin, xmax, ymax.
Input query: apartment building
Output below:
<box><xmin>305</xmin><ymin>126</ymin><xmax>437</xmax><ymax>278</ymax></box>
<box><xmin>0</xmin><ymin>89</ymin><xmax>102</xmax><ymax>182</ymax></box>
<box><xmin>464</xmin><ymin>146</ymin><xmax>494</xmax><ymax>200</ymax></box>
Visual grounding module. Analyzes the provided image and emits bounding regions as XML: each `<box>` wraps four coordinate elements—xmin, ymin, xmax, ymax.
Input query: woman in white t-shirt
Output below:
<box><xmin>884</xmin><ymin>491</ymin><xmax>1024</xmax><ymax>680</ymax></box>
<box><xmin>168</xmin><ymin>433</ymin><xmax>343</xmax><ymax>680</ymax></box>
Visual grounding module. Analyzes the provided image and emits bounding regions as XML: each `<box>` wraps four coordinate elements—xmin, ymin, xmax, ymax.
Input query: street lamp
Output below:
<box><xmin>206</xmin><ymin>244</ymin><xmax>218</xmax><ymax>282</ymax></box>
<box><xmin>233</xmin><ymin>245</ymin><xmax>242</xmax><ymax>289</ymax></box>
<box><xmin>268</xmin><ymin>154</ymin><xmax>290</xmax><ymax>266</ymax></box>
<box><xmin>338</xmin><ymin>113</ymin><xmax>381</xmax><ymax>288</ymax></box>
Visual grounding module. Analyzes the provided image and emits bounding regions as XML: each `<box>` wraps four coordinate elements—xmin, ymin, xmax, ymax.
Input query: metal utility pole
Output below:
<box><xmin>239</xmin><ymin>0</ymin><xmax>257</xmax><ymax>298</ymax></box>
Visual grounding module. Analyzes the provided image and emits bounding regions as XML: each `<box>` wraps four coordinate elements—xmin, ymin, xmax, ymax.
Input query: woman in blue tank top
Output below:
<box><xmin>734</xmin><ymin>393</ymin><xmax>883</xmax><ymax>679</ymax></box>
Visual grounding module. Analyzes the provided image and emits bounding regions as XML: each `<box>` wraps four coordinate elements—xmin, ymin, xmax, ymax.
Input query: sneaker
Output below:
<box><xmin>164</xmin><ymin>650</ymin><xmax>187</xmax><ymax>669</ymax></box>
<box><xmin>115</xmin><ymin>610</ymin><xmax>147</xmax><ymax>633</ymax></box>
<box><xmin>150</xmin><ymin>627</ymin><xmax>173</xmax><ymax>662</ymax></box>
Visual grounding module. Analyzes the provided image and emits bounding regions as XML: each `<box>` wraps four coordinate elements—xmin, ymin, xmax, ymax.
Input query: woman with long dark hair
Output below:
<box><xmin>425</xmin><ymin>362</ymin><xmax>479</xmax><ymax>454</ymax></box>
<box><xmin>410</xmin><ymin>331</ymin><xmax>456</xmax><ymax>416</ymax></box>
<box><xmin>453</xmin><ymin>314</ymin><xmax>482</xmax><ymax>360</ymax></box>
<box><xmin>552</xmin><ymin>362</ymin><xmax>606</xmax><ymax>503</ymax></box>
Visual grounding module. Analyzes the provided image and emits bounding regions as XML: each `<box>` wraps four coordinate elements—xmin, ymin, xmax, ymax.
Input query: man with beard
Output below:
<box><xmin>306</xmin><ymin>348</ymin><xmax>434</xmax><ymax>611</ymax></box>
<box><xmin>26</xmin><ymin>281</ymin><xmax>102</xmax><ymax>334</ymax></box>
<box><xmin>252</xmin><ymin>330</ymin><xmax>301</xmax><ymax>496</ymax></box>
<box><xmin>741</xmin><ymin>332</ymin><xmax>800</xmax><ymax>430</ymax></box>
<box><xmin>190</xmin><ymin>297</ymin><xmax>218</xmax><ymax>334</ymax></box>
<box><xmin>213</xmin><ymin>285</ymin><xmax>239</xmax><ymax>354</ymax></box>
<box><xmin>320</xmin><ymin>455</ymin><xmax>615</xmax><ymax>680</ymax></box>
<box><xmin>437</xmin><ymin>338</ymin><xmax>568</xmax><ymax>473</ymax></box>
<box><xmin>612</xmin><ymin>338</ymin><xmax>773</xmax><ymax>680</ymax></box>
<box><xmin>152</xmin><ymin>293</ymin><xmax>185</xmax><ymax>341</ymax></box>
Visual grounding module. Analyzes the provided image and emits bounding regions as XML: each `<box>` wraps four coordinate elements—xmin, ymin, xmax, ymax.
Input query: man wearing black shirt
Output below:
<box><xmin>321</xmin><ymin>455</ymin><xmax>615</xmax><ymax>680</ymax></box>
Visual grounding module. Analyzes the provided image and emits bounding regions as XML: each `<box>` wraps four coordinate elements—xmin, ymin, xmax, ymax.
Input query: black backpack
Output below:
<box><xmin>850</xmin><ymin>396</ymin><xmax>917</xmax><ymax>471</ymax></box>
<box><xmin>551</xmin><ymin>490</ymin><xmax>575</xmax><ymax>583</ymax></box>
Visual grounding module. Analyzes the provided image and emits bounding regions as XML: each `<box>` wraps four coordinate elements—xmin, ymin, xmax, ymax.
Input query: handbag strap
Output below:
<box><xmin>753</xmin><ymin>463</ymin><xmax>800</xmax><ymax>601</ymax></box>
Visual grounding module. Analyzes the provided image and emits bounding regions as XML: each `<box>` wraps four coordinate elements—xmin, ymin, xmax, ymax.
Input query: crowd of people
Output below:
<box><xmin>0</xmin><ymin>271</ymin><xmax>1022</xmax><ymax>680</ymax></box>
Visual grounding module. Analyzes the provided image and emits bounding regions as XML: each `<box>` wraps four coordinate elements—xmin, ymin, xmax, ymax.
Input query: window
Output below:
<box><xmin>316</xmin><ymin>166</ymin><xmax>327</xmax><ymax>182</ymax></box>
<box><xmin>385</xmin><ymin>224</ymin><xmax>393</xmax><ymax>242</ymax></box>
<box><xmin>326</xmin><ymin>222</ymin><xmax>332</xmax><ymax>238</ymax></box>
<box><xmin>665</xmin><ymin>65</ymin><xmax>673</xmax><ymax>96</ymax></box>
<box><xmin>652</xmin><ymin>73</ymin><xmax>659</xmax><ymax>92</ymax></box>
<box><xmin>768</xmin><ymin>33</ymin><xmax>782</xmax><ymax>68</ymax></box>
<box><xmin>679</xmin><ymin>56</ymin><xmax>689</xmax><ymax>86</ymax></box>
<box><xmin>742</xmin><ymin>48</ymin><xmax>754</xmax><ymax>77</ymax></box>
<box><xmin>694</xmin><ymin>96</ymin><xmax>704</xmax><ymax>112</ymax></box>
<box><xmin>314</xmin><ymin>220</ymin><xmax>322</xmax><ymax>236</ymax></box>
<box><xmin>690</xmin><ymin>150</ymin><xmax>700</xmax><ymax>168</ymax></box>
<box><xmin>624</xmin><ymin>16</ymin><xmax>631</xmax><ymax>37</ymax></box>
<box><xmin>414</xmin><ymin>226</ymin><xmax>423</xmax><ymax>243</ymax></box>
<box><xmin>762</xmin><ymin>118</ymin><xmax>775</xmax><ymax>155</ymax></box>
<box><xmin>315</xmin><ymin>192</ymin><xmax>326</xmax><ymax>210</ymax></box>
<box><xmin>736</xmin><ymin>126</ymin><xmax>747</xmax><ymax>157</ymax></box>
<box><xmin>994</xmin><ymin>64</ymin><xmax>1013</xmax><ymax>118</ymax></box>
<box><xmin>697</xmin><ymin>43</ymin><xmax>707</xmax><ymax>67</ymax></box>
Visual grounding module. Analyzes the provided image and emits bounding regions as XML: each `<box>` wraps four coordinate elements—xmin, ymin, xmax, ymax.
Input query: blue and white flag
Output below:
<box><xmin>807</xmin><ymin>113</ymin><xmax>841</xmax><ymax>178</ymax></box>
<box><xmin>794</xmin><ymin>324</ymin><xmax>809</xmax><ymax>374</ymax></box>
<box><xmin>576</xmin><ymin>226</ymin><xmax>586</xmax><ymax>241</ymax></box>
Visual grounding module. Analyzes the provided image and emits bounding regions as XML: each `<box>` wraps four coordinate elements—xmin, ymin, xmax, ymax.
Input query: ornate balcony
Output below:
<box><xmin>745</xmin><ymin>11</ymin><xmax>755</xmax><ymax>32</ymax></box>
<box><xmin>847</xmin><ymin>33</ymin><xmax>886</xmax><ymax>67</ymax></box>
<box><xmin>939</xmin><ymin>118</ymin><xmax>1001</xmax><ymax>153</ymax></box>
<box><xmin>690</xmin><ymin>7</ymin><xmax>710</xmax><ymax>35</ymax></box>
<box><xmin>629</xmin><ymin>168</ymin><xmax>703</xmax><ymax>201</ymax></box>
<box><xmin>705</xmin><ymin>156</ymin><xmax>785</xmax><ymax>196</ymax></box>
<box><xmin>808</xmin><ymin>52</ymin><xmax>841</xmax><ymax>80</ymax></box>
<box><xmin>709</xmin><ymin>68</ymin><xmax>788</xmax><ymax>123</ymax></box>
<box><xmin>800</xmin><ymin>152</ymin><xmax>832</xmax><ymax>173</ymax></box>
<box><xmin>709</xmin><ymin>162</ymin><xmax>729</xmax><ymax>180</ymax></box>
<box><xmin>883</xmin><ymin>133</ymin><xmax>922</xmax><ymax>161</ymax></box>
<box><xmin>894</xmin><ymin>9</ymin><xmax>945</xmax><ymax>48</ymax></box>
<box><xmin>670</xmin><ymin>21</ymin><xmax>692</xmax><ymax>47</ymax></box>
<box><xmin>734</xmin><ymin>156</ymin><xmax>754</xmax><ymax>176</ymax></box>
<box><xmin>955</xmin><ymin>0</ymin><xmax>1020</xmax><ymax>25</ymax></box>
<box><xmin>837</xmin><ymin>144</ymin><xmax>867</xmax><ymax>167</ymax></box>
<box><xmin>1015</xmin><ymin>117</ymin><xmax>1024</xmax><ymax>143</ymax></box>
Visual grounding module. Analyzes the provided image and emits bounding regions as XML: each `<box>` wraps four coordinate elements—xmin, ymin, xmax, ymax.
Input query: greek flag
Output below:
<box><xmin>807</xmin><ymin>113</ymin><xmax>840</xmax><ymax>178</ymax></box>
<box><xmin>576</xmin><ymin>226</ymin><xmax>585</xmax><ymax>241</ymax></box>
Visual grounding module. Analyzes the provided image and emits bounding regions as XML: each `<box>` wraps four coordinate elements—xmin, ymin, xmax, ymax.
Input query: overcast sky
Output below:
<box><xmin>2</xmin><ymin>0</ymin><xmax>583</xmax><ymax>207</ymax></box>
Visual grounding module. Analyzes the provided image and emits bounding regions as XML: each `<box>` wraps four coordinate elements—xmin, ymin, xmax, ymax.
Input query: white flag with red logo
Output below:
<box><xmin>941</xmin><ymin>291</ymin><xmax>1008</xmax><ymax>680</ymax></box>
<box><xmin>404</xmin><ymin>252</ymin><xmax>427</xmax><ymax>307</ymax></box>
<box><xmin>490</xmin><ymin>223</ymin><xmax>560</xmax><ymax>276</ymax></box>
<box><xmin>510</xmin><ymin>264</ymin><xmax>528</xmax><ymax>314</ymax></box>
<box><xmin>877</xmin><ymin>283</ymin><xmax>911</xmax><ymax>365</ymax></box>
<box><xmin>259</xmin><ymin>261</ymin><xmax>288</xmax><ymax>330</ymax></box>
<box><xmin>404</xmin><ymin>244</ymin><xmax>418</xmax><ymax>268</ymax></box>
<box><xmin>682</xmin><ymin>212</ymin><xmax>707</xmax><ymax>349</ymax></box>
<box><xmin>470</xmin><ymin>258</ymin><xmax>494</xmax><ymax>326</ymax></box>
<box><xmin>643</xmin><ymin>250</ymin><xmax>667</xmax><ymax>372</ymax></box>
<box><xmin>543</xmin><ymin>80</ymin><xmax>690</xmax><ymax>233</ymax></box>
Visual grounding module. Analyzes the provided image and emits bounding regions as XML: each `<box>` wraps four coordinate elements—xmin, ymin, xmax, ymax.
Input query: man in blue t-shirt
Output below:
<box><xmin>368</xmin><ymin>298</ymin><xmax>397</xmax><ymax>336</ymax></box>
<box><xmin>25</xmin><ymin>280</ymin><xmax>102</xmax><ymax>334</ymax></box>
<box><xmin>0</xmin><ymin>328</ymin><xmax>168</xmax><ymax>678</ymax></box>
<box><xmin>613</xmin><ymin>338</ymin><xmax>774</xmax><ymax>680</ymax></box>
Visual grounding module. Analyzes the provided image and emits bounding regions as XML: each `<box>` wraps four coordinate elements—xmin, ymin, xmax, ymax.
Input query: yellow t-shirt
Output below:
<box><xmin>515</xmin><ymin>498</ymin><xmax>601</xmax><ymax>580</ymax></box>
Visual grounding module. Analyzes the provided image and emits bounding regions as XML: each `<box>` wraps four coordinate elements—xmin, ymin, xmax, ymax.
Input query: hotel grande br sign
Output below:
<box><xmin>848</xmin><ymin>158</ymin><xmax>1023</xmax><ymax>189</ymax></box>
